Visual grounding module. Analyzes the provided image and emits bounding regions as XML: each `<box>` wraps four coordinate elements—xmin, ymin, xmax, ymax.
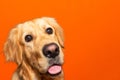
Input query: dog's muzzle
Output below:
<box><xmin>42</xmin><ymin>43</ymin><xmax>62</xmax><ymax>76</ymax></box>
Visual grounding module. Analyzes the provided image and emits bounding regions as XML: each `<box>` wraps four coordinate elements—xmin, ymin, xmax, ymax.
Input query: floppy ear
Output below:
<box><xmin>43</xmin><ymin>17</ymin><xmax>64</xmax><ymax>48</ymax></box>
<box><xmin>54</xmin><ymin>23</ymin><xmax>64</xmax><ymax>48</ymax></box>
<box><xmin>4</xmin><ymin>27</ymin><xmax>23</xmax><ymax>65</ymax></box>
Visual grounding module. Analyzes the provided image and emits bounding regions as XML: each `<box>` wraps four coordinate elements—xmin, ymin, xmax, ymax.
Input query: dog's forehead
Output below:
<box><xmin>33</xmin><ymin>18</ymin><xmax>48</xmax><ymax>26</ymax></box>
<box><xmin>19</xmin><ymin>18</ymin><xmax>52</xmax><ymax>31</ymax></box>
<box><xmin>33</xmin><ymin>18</ymin><xmax>54</xmax><ymax>29</ymax></box>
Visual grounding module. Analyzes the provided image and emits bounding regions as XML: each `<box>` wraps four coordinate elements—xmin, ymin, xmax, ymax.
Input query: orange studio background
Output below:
<box><xmin>0</xmin><ymin>0</ymin><xmax>120</xmax><ymax>80</ymax></box>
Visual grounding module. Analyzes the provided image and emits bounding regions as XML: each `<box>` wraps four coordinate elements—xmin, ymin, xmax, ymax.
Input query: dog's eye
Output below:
<box><xmin>25</xmin><ymin>35</ymin><xmax>33</xmax><ymax>42</ymax></box>
<box><xmin>46</xmin><ymin>27</ymin><xmax>53</xmax><ymax>34</ymax></box>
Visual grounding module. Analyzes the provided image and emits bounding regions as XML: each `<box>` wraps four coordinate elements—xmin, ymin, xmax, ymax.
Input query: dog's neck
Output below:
<box><xmin>15</xmin><ymin>61</ymin><xmax>63</xmax><ymax>80</ymax></box>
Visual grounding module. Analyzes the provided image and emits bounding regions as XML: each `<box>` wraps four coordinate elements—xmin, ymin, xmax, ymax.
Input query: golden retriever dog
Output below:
<box><xmin>4</xmin><ymin>17</ymin><xmax>64</xmax><ymax>80</ymax></box>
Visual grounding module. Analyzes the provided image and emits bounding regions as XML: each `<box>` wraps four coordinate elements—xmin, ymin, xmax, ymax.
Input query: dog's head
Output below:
<box><xmin>4</xmin><ymin>17</ymin><xmax>64</xmax><ymax>77</ymax></box>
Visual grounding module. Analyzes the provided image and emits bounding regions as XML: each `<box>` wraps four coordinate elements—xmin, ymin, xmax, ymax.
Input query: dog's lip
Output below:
<box><xmin>47</xmin><ymin>64</ymin><xmax>62</xmax><ymax>76</ymax></box>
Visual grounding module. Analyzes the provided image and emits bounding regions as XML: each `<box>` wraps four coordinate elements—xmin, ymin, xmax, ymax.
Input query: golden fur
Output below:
<box><xmin>4</xmin><ymin>17</ymin><xmax>64</xmax><ymax>80</ymax></box>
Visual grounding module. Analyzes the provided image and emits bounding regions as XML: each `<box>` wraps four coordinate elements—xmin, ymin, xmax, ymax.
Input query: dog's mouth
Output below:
<box><xmin>47</xmin><ymin>64</ymin><xmax>62</xmax><ymax>76</ymax></box>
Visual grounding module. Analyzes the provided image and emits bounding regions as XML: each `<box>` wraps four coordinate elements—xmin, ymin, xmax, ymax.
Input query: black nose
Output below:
<box><xmin>42</xmin><ymin>43</ymin><xmax>60</xmax><ymax>58</ymax></box>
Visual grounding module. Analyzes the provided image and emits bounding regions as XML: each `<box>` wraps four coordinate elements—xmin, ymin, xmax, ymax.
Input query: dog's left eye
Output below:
<box><xmin>25</xmin><ymin>35</ymin><xmax>33</xmax><ymax>42</ymax></box>
<box><xmin>46</xmin><ymin>27</ymin><xmax>53</xmax><ymax>34</ymax></box>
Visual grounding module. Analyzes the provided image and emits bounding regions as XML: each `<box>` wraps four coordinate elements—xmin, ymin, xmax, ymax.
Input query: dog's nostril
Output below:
<box><xmin>47</xmin><ymin>51</ymin><xmax>52</xmax><ymax>54</ymax></box>
<box><xmin>46</xmin><ymin>51</ymin><xmax>52</xmax><ymax>58</ymax></box>
<box><xmin>55</xmin><ymin>48</ymin><xmax>59</xmax><ymax>53</ymax></box>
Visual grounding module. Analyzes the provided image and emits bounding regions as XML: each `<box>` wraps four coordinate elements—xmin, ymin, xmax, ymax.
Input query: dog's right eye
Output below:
<box><xmin>25</xmin><ymin>35</ymin><xmax>33</xmax><ymax>42</ymax></box>
<box><xmin>46</xmin><ymin>27</ymin><xmax>53</xmax><ymax>34</ymax></box>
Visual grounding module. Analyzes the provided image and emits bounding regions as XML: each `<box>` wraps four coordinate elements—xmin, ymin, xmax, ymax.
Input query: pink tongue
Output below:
<box><xmin>48</xmin><ymin>65</ymin><xmax>61</xmax><ymax>74</ymax></box>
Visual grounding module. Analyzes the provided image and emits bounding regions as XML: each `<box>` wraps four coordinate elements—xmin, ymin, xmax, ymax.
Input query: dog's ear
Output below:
<box><xmin>4</xmin><ymin>27</ymin><xmax>23</xmax><ymax>65</ymax></box>
<box><xmin>54</xmin><ymin>22</ymin><xmax>64</xmax><ymax>48</ymax></box>
<box><xmin>43</xmin><ymin>17</ymin><xmax>64</xmax><ymax>48</ymax></box>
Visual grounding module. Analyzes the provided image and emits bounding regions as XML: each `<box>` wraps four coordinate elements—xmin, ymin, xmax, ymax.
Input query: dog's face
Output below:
<box><xmin>4</xmin><ymin>17</ymin><xmax>64</xmax><ymax>76</ymax></box>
